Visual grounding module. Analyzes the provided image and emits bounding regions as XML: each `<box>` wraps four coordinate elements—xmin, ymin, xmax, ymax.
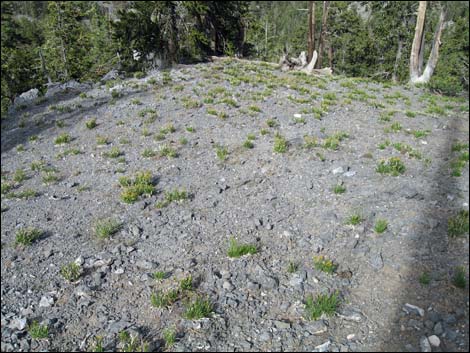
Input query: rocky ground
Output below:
<box><xmin>1</xmin><ymin>57</ymin><xmax>469</xmax><ymax>352</ymax></box>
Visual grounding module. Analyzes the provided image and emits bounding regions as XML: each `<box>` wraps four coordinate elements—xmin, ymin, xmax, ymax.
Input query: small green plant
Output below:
<box><xmin>215</xmin><ymin>145</ymin><xmax>228</xmax><ymax>161</ymax></box>
<box><xmin>305</xmin><ymin>291</ymin><xmax>340</xmax><ymax>320</ymax></box>
<box><xmin>419</xmin><ymin>272</ymin><xmax>431</xmax><ymax>285</ymax></box>
<box><xmin>346</xmin><ymin>213</ymin><xmax>363</xmax><ymax>225</ymax></box>
<box><xmin>141</xmin><ymin>128</ymin><xmax>151</xmax><ymax>137</ymax></box>
<box><xmin>448</xmin><ymin>210</ymin><xmax>469</xmax><ymax>237</ymax></box>
<box><xmin>103</xmin><ymin>147</ymin><xmax>122</xmax><ymax>158</ymax></box>
<box><xmin>94</xmin><ymin>218</ymin><xmax>121</xmax><ymax>239</ymax></box>
<box><xmin>152</xmin><ymin>271</ymin><xmax>167</xmax><ymax>281</ymax></box>
<box><xmin>150</xmin><ymin>289</ymin><xmax>179</xmax><ymax>308</ymax></box>
<box><xmin>5</xmin><ymin>189</ymin><xmax>38</xmax><ymax>199</ymax></box>
<box><xmin>29</xmin><ymin>321</ymin><xmax>49</xmax><ymax>339</ymax></box>
<box><xmin>323</xmin><ymin>136</ymin><xmax>340</xmax><ymax>150</ymax></box>
<box><xmin>333</xmin><ymin>184</ymin><xmax>346</xmax><ymax>194</ymax></box>
<box><xmin>376</xmin><ymin>157</ymin><xmax>406</xmax><ymax>176</ymax></box>
<box><xmin>313</xmin><ymin>255</ymin><xmax>337</xmax><ymax>274</ymax></box>
<box><xmin>163</xmin><ymin>327</ymin><xmax>176</xmax><ymax>349</ymax></box>
<box><xmin>227</xmin><ymin>237</ymin><xmax>257</xmax><ymax>258</ymax></box>
<box><xmin>179</xmin><ymin>137</ymin><xmax>188</xmax><ymax>145</ymax></box>
<box><xmin>452</xmin><ymin>266</ymin><xmax>466</xmax><ymax>289</ymax></box>
<box><xmin>160</xmin><ymin>123</ymin><xmax>176</xmax><ymax>134</ymax></box>
<box><xmin>131</xmin><ymin>98</ymin><xmax>142</xmax><ymax>105</ymax></box>
<box><xmin>55</xmin><ymin>133</ymin><xmax>71</xmax><ymax>144</ymax></box>
<box><xmin>183</xmin><ymin>296</ymin><xmax>213</xmax><ymax>320</ymax></box>
<box><xmin>266</xmin><ymin>119</ymin><xmax>278</xmax><ymax>128</ymax></box>
<box><xmin>405</xmin><ymin>110</ymin><xmax>417</xmax><ymax>118</ymax></box>
<box><xmin>303</xmin><ymin>136</ymin><xmax>318</xmax><ymax>149</ymax></box>
<box><xmin>56</xmin><ymin>120</ymin><xmax>66</xmax><ymax>128</ymax></box>
<box><xmin>273</xmin><ymin>133</ymin><xmax>288</xmax><ymax>153</ymax></box>
<box><xmin>90</xmin><ymin>336</ymin><xmax>104</xmax><ymax>352</ymax></box>
<box><xmin>142</xmin><ymin>148</ymin><xmax>156</xmax><ymax>158</ymax></box>
<box><xmin>374</xmin><ymin>219</ymin><xmax>388</xmax><ymax>233</ymax></box>
<box><xmin>159</xmin><ymin>145</ymin><xmax>177</xmax><ymax>158</ymax></box>
<box><xmin>243</xmin><ymin>140</ymin><xmax>254</xmax><ymax>149</ymax></box>
<box><xmin>287</xmin><ymin>261</ymin><xmax>299</xmax><ymax>273</ymax></box>
<box><xmin>246</xmin><ymin>133</ymin><xmax>256</xmax><ymax>141</ymax></box>
<box><xmin>96</xmin><ymin>135</ymin><xmax>109</xmax><ymax>145</ymax></box>
<box><xmin>390</xmin><ymin>122</ymin><xmax>402</xmax><ymax>132</ymax></box>
<box><xmin>42</xmin><ymin>171</ymin><xmax>60</xmax><ymax>184</ymax></box>
<box><xmin>248</xmin><ymin>105</ymin><xmax>261</xmax><ymax>113</ymax></box>
<box><xmin>13</xmin><ymin>169</ymin><xmax>27</xmax><ymax>183</ymax></box>
<box><xmin>119</xmin><ymin>171</ymin><xmax>155</xmax><ymax>204</ymax></box>
<box><xmin>118</xmin><ymin>330</ymin><xmax>148</xmax><ymax>352</ymax></box>
<box><xmin>156</xmin><ymin>188</ymin><xmax>188</xmax><ymax>208</ymax></box>
<box><xmin>412</xmin><ymin>130</ymin><xmax>429</xmax><ymax>138</ymax></box>
<box><xmin>30</xmin><ymin>161</ymin><xmax>45</xmax><ymax>172</ymax></box>
<box><xmin>186</xmin><ymin>126</ymin><xmax>195</xmax><ymax>133</ymax></box>
<box><xmin>154</xmin><ymin>133</ymin><xmax>166</xmax><ymax>141</ymax></box>
<box><xmin>17</xmin><ymin>144</ymin><xmax>25</xmax><ymax>152</ymax></box>
<box><xmin>15</xmin><ymin>227</ymin><xmax>43</xmax><ymax>246</ymax></box>
<box><xmin>60</xmin><ymin>262</ymin><xmax>82</xmax><ymax>282</ymax></box>
<box><xmin>111</xmin><ymin>90</ymin><xmax>120</xmax><ymax>99</ymax></box>
<box><xmin>180</xmin><ymin>275</ymin><xmax>193</xmax><ymax>291</ymax></box>
<box><xmin>86</xmin><ymin>118</ymin><xmax>97</xmax><ymax>129</ymax></box>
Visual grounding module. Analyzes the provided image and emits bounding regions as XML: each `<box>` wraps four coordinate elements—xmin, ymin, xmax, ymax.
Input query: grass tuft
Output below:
<box><xmin>305</xmin><ymin>291</ymin><xmax>340</xmax><ymax>320</ymax></box>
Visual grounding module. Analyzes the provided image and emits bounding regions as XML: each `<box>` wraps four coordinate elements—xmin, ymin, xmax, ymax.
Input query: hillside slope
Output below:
<box><xmin>1</xmin><ymin>58</ymin><xmax>469</xmax><ymax>352</ymax></box>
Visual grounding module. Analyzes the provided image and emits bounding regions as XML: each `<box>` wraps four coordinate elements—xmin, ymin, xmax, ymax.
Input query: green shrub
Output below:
<box><xmin>305</xmin><ymin>292</ymin><xmax>339</xmax><ymax>320</ymax></box>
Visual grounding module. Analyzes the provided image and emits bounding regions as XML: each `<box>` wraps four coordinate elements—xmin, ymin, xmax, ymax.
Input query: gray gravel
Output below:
<box><xmin>1</xmin><ymin>58</ymin><xmax>469</xmax><ymax>352</ymax></box>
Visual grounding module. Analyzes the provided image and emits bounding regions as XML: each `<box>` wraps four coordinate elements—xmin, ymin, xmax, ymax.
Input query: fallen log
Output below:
<box><xmin>279</xmin><ymin>50</ymin><xmax>332</xmax><ymax>76</ymax></box>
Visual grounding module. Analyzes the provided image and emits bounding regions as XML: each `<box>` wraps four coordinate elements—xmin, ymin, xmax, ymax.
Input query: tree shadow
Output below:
<box><xmin>383</xmin><ymin>112</ymin><xmax>469</xmax><ymax>351</ymax></box>
<box><xmin>1</xmin><ymin>87</ymin><xmax>148</xmax><ymax>154</ymax></box>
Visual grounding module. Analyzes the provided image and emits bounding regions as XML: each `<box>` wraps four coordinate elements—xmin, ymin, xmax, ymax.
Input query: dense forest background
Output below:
<box><xmin>1</xmin><ymin>1</ymin><xmax>469</xmax><ymax>114</ymax></box>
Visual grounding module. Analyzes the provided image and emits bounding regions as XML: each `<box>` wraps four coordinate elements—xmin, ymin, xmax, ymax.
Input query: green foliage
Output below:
<box><xmin>94</xmin><ymin>218</ymin><xmax>121</xmax><ymax>239</ymax></box>
<box><xmin>15</xmin><ymin>227</ymin><xmax>43</xmax><ymax>246</ymax></box>
<box><xmin>54</xmin><ymin>133</ymin><xmax>71</xmax><ymax>144</ymax></box>
<box><xmin>419</xmin><ymin>272</ymin><xmax>431</xmax><ymax>285</ymax></box>
<box><xmin>29</xmin><ymin>321</ymin><xmax>49</xmax><ymax>339</ymax></box>
<box><xmin>313</xmin><ymin>255</ymin><xmax>337</xmax><ymax>274</ymax></box>
<box><xmin>305</xmin><ymin>291</ymin><xmax>340</xmax><ymax>320</ymax></box>
<box><xmin>374</xmin><ymin>219</ymin><xmax>388</xmax><ymax>234</ymax></box>
<box><xmin>273</xmin><ymin>133</ymin><xmax>288</xmax><ymax>153</ymax></box>
<box><xmin>452</xmin><ymin>266</ymin><xmax>467</xmax><ymax>289</ymax></box>
<box><xmin>448</xmin><ymin>210</ymin><xmax>469</xmax><ymax>237</ymax></box>
<box><xmin>347</xmin><ymin>213</ymin><xmax>363</xmax><ymax>225</ymax></box>
<box><xmin>376</xmin><ymin>157</ymin><xmax>406</xmax><ymax>176</ymax></box>
<box><xmin>183</xmin><ymin>297</ymin><xmax>213</xmax><ymax>320</ymax></box>
<box><xmin>150</xmin><ymin>289</ymin><xmax>179</xmax><ymax>308</ymax></box>
<box><xmin>119</xmin><ymin>171</ymin><xmax>155</xmax><ymax>204</ymax></box>
<box><xmin>227</xmin><ymin>237</ymin><xmax>257</xmax><ymax>258</ymax></box>
<box><xmin>163</xmin><ymin>327</ymin><xmax>176</xmax><ymax>348</ymax></box>
<box><xmin>60</xmin><ymin>262</ymin><xmax>81</xmax><ymax>282</ymax></box>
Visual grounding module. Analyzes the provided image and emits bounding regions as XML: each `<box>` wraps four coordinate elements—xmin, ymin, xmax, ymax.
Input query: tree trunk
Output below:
<box><xmin>392</xmin><ymin>37</ymin><xmax>403</xmax><ymax>83</ymax></box>
<box><xmin>409</xmin><ymin>1</ymin><xmax>427</xmax><ymax>82</ymax></box>
<box><xmin>168</xmin><ymin>3</ymin><xmax>178</xmax><ymax>64</ymax></box>
<box><xmin>307</xmin><ymin>1</ymin><xmax>316</xmax><ymax>62</ymax></box>
<box><xmin>265</xmin><ymin>19</ymin><xmax>268</xmax><ymax>58</ymax></box>
<box><xmin>316</xmin><ymin>1</ymin><xmax>330</xmax><ymax>69</ymax></box>
<box><xmin>328</xmin><ymin>43</ymin><xmax>333</xmax><ymax>69</ymax></box>
<box><xmin>418</xmin><ymin>21</ymin><xmax>426</xmax><ymax>75</ymax></box>
<box><xmin>410</xmin><ymin>2</ymin><xmax>446</xmax><ymax>84</ymax></box>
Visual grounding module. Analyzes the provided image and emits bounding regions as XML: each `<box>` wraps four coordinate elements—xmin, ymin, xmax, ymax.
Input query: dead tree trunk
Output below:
<box><xmin>410</xmin><ymin>2</ymin><xmax>446</xmax><ymax>84</ymax></box>
<box><xmin>307</xmin><ymin>1</ymin><xmax>316</xmax><ymax>63</ymax></box>
<box><xmin>328</xmin><ymin>43</ymin><xmax>333</xmax><ymax>69</ymax></box>
<box><xmin>316</xmin><ymin>1</ymin><xmax>330</xmax><ymax>69</ymax></box>
<box><xmin>410</xmin><ymin>1</ymin><xmax>427</xmax><ymax>81</ymax></box>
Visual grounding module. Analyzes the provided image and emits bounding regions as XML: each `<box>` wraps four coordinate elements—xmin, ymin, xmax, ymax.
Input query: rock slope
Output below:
<box><xmin>1</xmin><ymin>58</ymin><xmax>469</xmax><ymax>352</ymax></box>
